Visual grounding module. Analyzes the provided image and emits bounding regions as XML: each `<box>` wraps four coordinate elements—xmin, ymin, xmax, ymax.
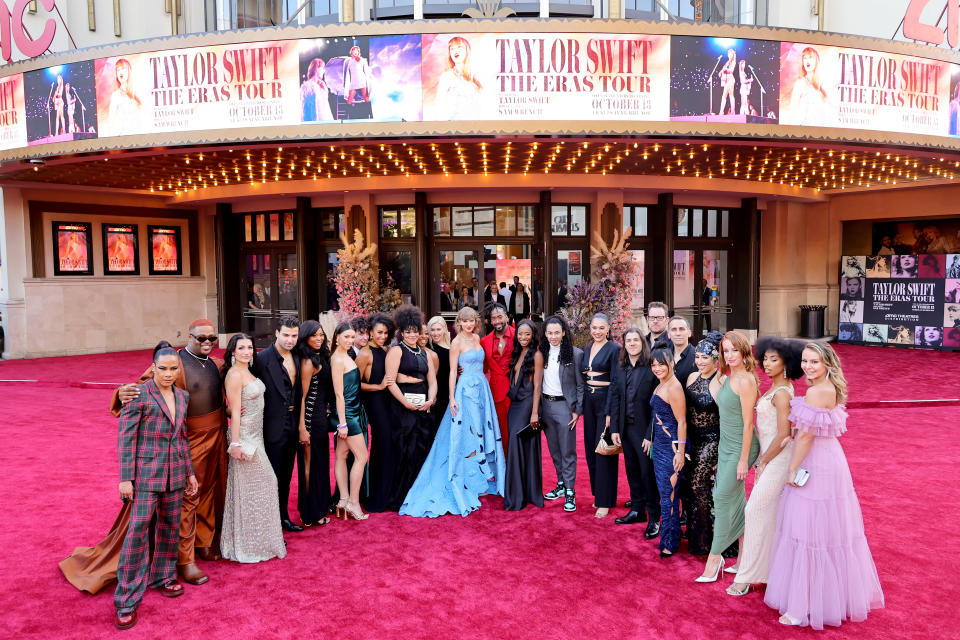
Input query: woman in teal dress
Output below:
<box><xmin>330</xmin><ymin>321</ymin><xmax>370</xmax><ymax>521</ymax></box>
<box><xmin>400</xmin><ymin>306</ymin><xmax>506</xmax><ymax>518</ymax></box>
<box><xmin>696</xmin><ymin>330</ymin><xmax>760</xmax><ymax>582</ymax></box>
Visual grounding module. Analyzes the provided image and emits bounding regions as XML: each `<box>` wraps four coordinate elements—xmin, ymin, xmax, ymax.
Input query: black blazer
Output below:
<box><xmin>509</xmin><ymin>292</ymin><xmax>531</xmax><ymax>317</ymax></box>
<box><xmin>252</xmin><ymin>343</ymin><xmax>302</xmax><ymax>444</ymax></box>
<box><xmin>608</xmin><ymin>357</ymin><xmax>658</xmax><ymax>441</ymax></box>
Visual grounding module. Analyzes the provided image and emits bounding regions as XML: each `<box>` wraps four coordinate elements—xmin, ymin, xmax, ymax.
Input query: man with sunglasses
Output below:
<box><xmin>111</xmin><ymin>319</ymin><xmax>227</xmax><ymax>587</ymax></box>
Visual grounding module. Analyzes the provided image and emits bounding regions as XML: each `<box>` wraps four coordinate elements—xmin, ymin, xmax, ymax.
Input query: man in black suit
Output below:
<box><xmin>557</xmin><ymin>280</ymin><xmax>569</xmax><ymax>309</ymax></box>
<box><xmin>608</xmin><ymin>329</ymin><xmax>660</xmax><ymax>538</ymax></box>
<box><xmin>252</xmin><ymin>315</ymin><xmax>303</xmax><ymax>532</ymax></box>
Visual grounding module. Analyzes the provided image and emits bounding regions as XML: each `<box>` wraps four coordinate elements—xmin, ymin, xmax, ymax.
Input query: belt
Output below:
<box><xmin>287</xmin><ymin>406</ymin><xmax>294</xmax><ymax>412</ymax></box>
<box><xmin>586</xmin><ymin>384</ymin><xmax>609</xmax><ymax>394</ymax></box>
<box><xmin>542</xmin><ymin>394</ymin><xmax>565</xmax><ymax>402</ymax></box>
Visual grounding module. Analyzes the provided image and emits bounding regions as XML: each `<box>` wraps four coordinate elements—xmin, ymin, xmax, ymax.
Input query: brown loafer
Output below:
<box><xmin>115</xmin><ymin>609</ymin><xmax>137</xmax><ymax>631</ymax></box>
<box><xmin>177</xmin><ymin>563</ymin><xmax>208</xmax><ymax>586</ymax></box>
<box><xmin>155</xmin><ymin>579</ymin><xmax>185</xmax><ymax>597</ymax></box>
<box><xmin>195</xmin><ymin>546</ymin><xmax>222</xmax><ymax>562</ymax></box>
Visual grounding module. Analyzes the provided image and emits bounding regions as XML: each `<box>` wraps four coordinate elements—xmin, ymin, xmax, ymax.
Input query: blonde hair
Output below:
<box><xmin>802</xmin><ymin>342</ymin><xmax>848</xmax><ymax>404</ymax></box>
<box><xmin>454</xmin><ymin>306</ymin><xmax>478</xmax><ymax>334</ymax></box>
<box><xmin>718</xmin><ymin>330</ymin><xmax>758</xmax><ymax>383</ymax></box>
<box><xmin>426</xmin><ymin>315</ymin><xmax>451</xmax><ymax>348</ymax></box>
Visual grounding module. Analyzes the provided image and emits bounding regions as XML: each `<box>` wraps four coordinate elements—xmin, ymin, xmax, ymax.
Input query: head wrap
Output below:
<box><xmin>695</xmin><ymin>331</ymin><xmax>723</xmax><ymax>359</ymax></box>
<box><xmin>189</xmin><ymin>318</ymin><xmax>215</xmax><ymax>331</ymax></box>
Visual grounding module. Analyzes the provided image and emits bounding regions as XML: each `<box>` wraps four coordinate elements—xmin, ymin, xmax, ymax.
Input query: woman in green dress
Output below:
<box><xmin>331</xmin><ymin>321</ymin><xmax>370</xmax><ymax>521</ymax></box>
<box><xmin>695</xmin><ymin>330</ymin><xmax>760</xmax><ymax>582</ymax></box>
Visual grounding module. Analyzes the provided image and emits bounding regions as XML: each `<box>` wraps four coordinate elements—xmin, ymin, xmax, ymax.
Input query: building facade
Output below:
<box><xmin>0</xmin><ymin>0</ymin><xmax>958</xmax><ymax>357</ymax></box>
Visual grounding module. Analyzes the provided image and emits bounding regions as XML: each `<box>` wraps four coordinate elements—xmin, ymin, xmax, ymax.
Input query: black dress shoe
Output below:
<box><xmin>281</xmin><ymin>519</ymin><xmax>304</xmax><ymax>532</ymax></box>
<box><xmin>644</xmin><ymin>521</ymin><xmax>661</xmax><ymax>539</ymax></box>
<box><xmin>615</xmin><ymin>510</ymin><xmax>644</xmax><ymax>525</ymax></box>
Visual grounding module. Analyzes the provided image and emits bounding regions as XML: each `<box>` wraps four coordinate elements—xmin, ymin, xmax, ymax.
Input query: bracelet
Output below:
<box><xmin>229</xmin><ymin>442</ymin><xmax>241</xmax><ymax>448</ymax></box>
<box><xmin>673</xmin><ymin>440</ymin><xmax>686</xmax><ymax>445</ymax></box>
<box><xmin>337</xmin><ymin>424</ymin><xmax>347</xmax><ymax>430</ymax></box>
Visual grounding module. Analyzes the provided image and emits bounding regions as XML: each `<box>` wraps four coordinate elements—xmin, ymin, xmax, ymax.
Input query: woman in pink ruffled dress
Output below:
<box><xmin>764</xmin><ymin>342</ymin><xmax>884</xmax><ymax>628</ymax></box>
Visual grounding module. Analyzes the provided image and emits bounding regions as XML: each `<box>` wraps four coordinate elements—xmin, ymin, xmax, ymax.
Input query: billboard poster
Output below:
<box><xmin>0</xmin><ymin>73</ymin><xmax>26</xmax><ymax>150</ymax></box>
<box><xmin>52</xmin><ymin>221</ymin><xmax>93</xmax><ymax>275</ymax></box>
<box><xmin>421</xmin><ymin>33</ymin><xmax>670</xmax><ymax>121</ymax></box>
<box><xmin>779</xmin><ymin>42</ymin><xmax>951</xmax><ymax>136</ymax></box>
<box><xmin>24</xmin><ymin>61</ymin><xmax>98</xmax><ymax>145</ymax></box>
<box><xmin>95</xmin><ymin>41</ymin><xmax>300</xmax><ymax>138</ymax></box>
<box><xmin>839</xmin><ymin>253</ymin><xmax>954</xmax><ymax>350</ymax></box>
<box><xmin>148</xmin><ymin>225</ymin><xmax>182</xmax><ymax>275</ymax></box>
<box><xmin>670</xmin><ymin>36</ymin><xmax>780</xmax><ymax>123</ymax></box>
<box><xmin>870</xmin><ymin>217</ymin><xmax>960</xmax><ymax>255</ymax></box>
<box><xmin>949</xmin><ymin>64</ymin><xmax>959</xmax><ymax>136</ymax></box>
<box><xmin>102</xmin><ymin>223</ymin><xmax>139</xmax><ymax>274</ymax></box>
<box><xmin>299</xmin><ymin>35</ymin><xmax>421</xmax><ymax>122</ymax></box>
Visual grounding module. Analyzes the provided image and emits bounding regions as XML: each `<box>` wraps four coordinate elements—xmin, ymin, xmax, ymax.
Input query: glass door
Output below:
<box><xmin>242</xmin><ymin>250</ymin><xmax>299</xmax><ymax>348</ymax></box>
<box><xmin>436</xmin><ymin>244</ymin><xmax>533</xmax><ymax>326</ymax></box>
<box><xmin>437</xmin><ymin>247</ymin><xmax>481</xmax><ymax>319</ymax></box>
<box><xmin>673</xmin><ymin>249</ymin><xmax>730</xmax><ymax>339</ymax></box>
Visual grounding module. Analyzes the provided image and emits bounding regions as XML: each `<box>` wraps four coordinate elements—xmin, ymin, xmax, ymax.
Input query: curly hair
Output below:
<box><xmin>350</xmin><ymin>315</ymin><xmax>370</xmax><ymax>333</ymax></box>
<box><xmin>393</xmin><ymin>304</ymin><xmax>424</xmax><ymax>334</ymax></box>
<box><xmin>540</xmin><ymin>315</ymin><xmax>573</xmax><ymax>368</ymax></box>
<box><xmin>510</xmin><ymin>319</ymin><xmax>540</xmax><ymax>380</ymax></box>
<box><xmin>296</xmin><ymin>320</ymin><xmax>329</xmax><ymax>368</ymax></box>
<box><xmin>755</xmin><ymin>336</ymin><xmax>804</xmax><ymax>380</ymax></box>
<box><xmin>368</xmin><ymin>312</ymin><xmax>396</xmax><ymax>345</ymax></box>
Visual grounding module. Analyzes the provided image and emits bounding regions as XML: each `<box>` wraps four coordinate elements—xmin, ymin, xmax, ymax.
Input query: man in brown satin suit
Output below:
<box><xmin>112</xmin><ymin>318</ymin><xmax>227</xmax><ymax>586</ymax></box>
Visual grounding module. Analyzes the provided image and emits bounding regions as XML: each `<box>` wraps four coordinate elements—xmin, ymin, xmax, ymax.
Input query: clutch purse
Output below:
<box><xmin>404</xmin><ymin>392</ymin><xmax>427</xmax><ymax>407</ymax></box>
<box><xmin>595</xmin><ymin>425</ymin><xmax>622</xmax><ymax>456</ymax></box>
<box><xmin>516</xmin><ymin>422</ymin><xmax>540</xmax><ymax>438</ymax></box>
<box><xmin>793</xmin><ymin>467</ymin><xmax>810</xmax><ymax>487</ymax></box>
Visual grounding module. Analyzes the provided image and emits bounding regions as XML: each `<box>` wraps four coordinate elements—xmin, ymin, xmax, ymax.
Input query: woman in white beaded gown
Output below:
<box><xmin>220</xmin><ymin>333</ymin><xmax>287</xmax><ymax>563</ymax></box>
<box><xmin>727</xmin><ymin>337</ymin><xmax>803</xmax><ymax>595</ymax></box>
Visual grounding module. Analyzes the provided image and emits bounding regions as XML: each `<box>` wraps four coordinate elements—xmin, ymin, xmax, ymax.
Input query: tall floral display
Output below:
<box><xmin>331</xmin><ymin>229</ymin><xmax>403</xmax><ymax>321</ymax></box>
<box><xmin>560</xmin><ymin>227</ymin><xmax>637</xmax><ymax>346</ymax></box>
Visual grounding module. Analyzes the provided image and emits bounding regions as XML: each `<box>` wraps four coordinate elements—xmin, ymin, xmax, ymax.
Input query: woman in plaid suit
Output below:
<box><xmin>114</xmin><ymin>344</ymin><xmax>198</xmax><ymax>631</ymax></box>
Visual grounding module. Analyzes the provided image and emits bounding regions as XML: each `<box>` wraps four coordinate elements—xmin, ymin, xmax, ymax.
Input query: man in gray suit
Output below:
<box><xmin>539</xmin><ymin>316</ymin><xmax>584</xmax><ymax>512</ymax></box>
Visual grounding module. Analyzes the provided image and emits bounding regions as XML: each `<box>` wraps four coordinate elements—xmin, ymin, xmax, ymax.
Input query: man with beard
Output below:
<box><xmin>480</xmin><ymin>304</ymin><xmax>514</xmax><ymax>456</ymax></box>
<box><xmin>112</xmin><ymin>318</ymin><xmax>227</xmax><ymax>586</ymax></box>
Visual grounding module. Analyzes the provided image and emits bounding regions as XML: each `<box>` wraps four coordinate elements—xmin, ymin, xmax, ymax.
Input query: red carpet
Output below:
<box><xmin>0</xmin><ymin>344</ymin><xmax>956</xmax><ymax>639</ymax></box>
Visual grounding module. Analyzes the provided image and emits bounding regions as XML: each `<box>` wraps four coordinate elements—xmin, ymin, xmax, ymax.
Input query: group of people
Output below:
<box><xmin>439</xmin><ymin>275</ymin><xmax>532</xmax><ymax>322</ymax></box>
<box><xmin>62</xmin><ymin>301</ymin><xmax>884</xmax><ymax>631</ymax></box>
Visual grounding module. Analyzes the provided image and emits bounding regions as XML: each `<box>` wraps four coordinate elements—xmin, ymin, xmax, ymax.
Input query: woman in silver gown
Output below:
<box><xmin>220</xmin><ymin>333</ymin><xmax>287</xmax><ymax>563</ymax></box>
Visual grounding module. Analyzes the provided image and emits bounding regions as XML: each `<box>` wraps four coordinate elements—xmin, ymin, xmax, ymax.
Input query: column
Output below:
<box><xmin>214</xmin><ymin>202</ymin><xmax>241</xmax><ymax>334</ymax></box>
<box><xmin>0</xmin><ymin>187</ymin><xmax>28</xmax><ymax>358</ymax></box>
<box><xmin>413</xmin><ymin>191</ymin><xmax>430</xmax><ymax>311</ymax></box>
<box><xmin>646</xmin><ymin>192</ymin><xmax>674</xmax><ymax>310</ymax></box>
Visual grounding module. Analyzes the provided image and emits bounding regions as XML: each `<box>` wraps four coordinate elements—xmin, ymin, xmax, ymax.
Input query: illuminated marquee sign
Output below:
<box><xmin>0</xmin><ymin>0</ymin><xmax>57</xmax><ymax>63</ymax></box>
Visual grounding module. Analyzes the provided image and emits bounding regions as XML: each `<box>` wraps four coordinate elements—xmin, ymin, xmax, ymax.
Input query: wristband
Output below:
<box><xmin>229</xmin><ymin>441</ymin><xmax>241</xmax><ymax>448</ymax></box>
<box><xmin>337</xmin><ymin>424</ymin><xmax>347</xmax><ymax>430</ymax></box>
<box><xmin>673</xmin><ymin>440</ymin><xmax>686</xmax><ymax>444</ymax></box>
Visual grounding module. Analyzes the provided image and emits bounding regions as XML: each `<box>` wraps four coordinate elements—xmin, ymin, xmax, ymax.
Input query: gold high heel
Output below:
<box><xmin>335</xmin><ymin>499</ymin><xmax>347</xmax><ymax>520</ymax></box>
<box><xmin>344</xmin><ymin>502</ymin><xmax>369</xmax><ymax>521</ymax></box>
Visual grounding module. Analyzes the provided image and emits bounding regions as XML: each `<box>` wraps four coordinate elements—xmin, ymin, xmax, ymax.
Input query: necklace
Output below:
<box><xmin>183</xmin><ymin>347</ymin><xmax>209</xmax><ymax>368</ymax></box>
<box><xmin>401</xmin><ymin>341</ymin><xmax>422</xmax><ymax>356</ymax></box>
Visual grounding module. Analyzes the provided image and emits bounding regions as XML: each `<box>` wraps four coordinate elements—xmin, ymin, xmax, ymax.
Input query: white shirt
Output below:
<box><xmin>542</xmin><ymin>345</ymin><xmax>563</xmax><ymax>396</ymax></box>
<box><xmin>500</xmin><ymin>286</ymin><xmax>512</xmax><ymax>308</ymax></box>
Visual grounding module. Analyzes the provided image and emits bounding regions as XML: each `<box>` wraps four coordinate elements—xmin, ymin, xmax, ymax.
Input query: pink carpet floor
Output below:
<box><xmin>0</xmin><ymin>344</ymin><xmax>957</xmax><ymax>639</ymax></box>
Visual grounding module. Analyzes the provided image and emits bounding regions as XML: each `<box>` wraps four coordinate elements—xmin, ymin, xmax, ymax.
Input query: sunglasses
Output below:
<box><xmin>191</xmin><ymin>334</ymin><xmax>217</xmax><ymax>343</ymax></box>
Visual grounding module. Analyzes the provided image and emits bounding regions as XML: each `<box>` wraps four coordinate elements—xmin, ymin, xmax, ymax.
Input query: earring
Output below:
<box><xmin>231</xmin><ymin>355</ymin><xmax>235</xmax><ymax>366</ymax></box>
<box><xmin>825</xmin><ymin>370</ymin><xmax>830</xmax><ymax>380</ymax></box>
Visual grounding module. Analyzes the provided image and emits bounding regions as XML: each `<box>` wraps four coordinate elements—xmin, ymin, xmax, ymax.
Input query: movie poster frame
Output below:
<box><xmin>101</xmin><ymin>222</ymin><xmax>140</xmax><ymax>275</ymax></box>
<box><xmin>147</xmin><ymin>224</ymin><xmax>183</xmax><ymax>275</ymax></box>
<box><xmin>51</xmin><ymin>220</ymin><xmax>94</xmax><ymax>276</ymax></box>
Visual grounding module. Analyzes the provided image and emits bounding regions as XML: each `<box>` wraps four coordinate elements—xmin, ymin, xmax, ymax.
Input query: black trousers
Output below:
<box><xmin>622</xmin><ymin>417</ymin><xmax>660</xmax><ymax>520</ymax></box>
<box><xmin>582</xmin><ymin>388</ymin><xmax>618</xmax><ymax>509</ymax></box>
<box><xmin>264</xmin><ymin>431</ymin><xmax>298</xmax><ymax>521</ymax></box>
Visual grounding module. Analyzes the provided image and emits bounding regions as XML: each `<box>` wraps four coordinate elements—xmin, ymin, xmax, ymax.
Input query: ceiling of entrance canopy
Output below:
<box><xmin>1</xmin><ymin>139</ymin><xmax>957</xmax><ymax>195</ymax></box>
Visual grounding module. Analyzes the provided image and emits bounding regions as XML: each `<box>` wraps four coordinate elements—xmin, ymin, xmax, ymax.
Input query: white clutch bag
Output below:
<box><xmin>404</xmin><ymin>393</ymin><xmax>426</xmax><ymax>407</ymax></box>
<box><xmin>238</xmin><ymin>441</ymin><xmax>256</xmax><ymax>458</ymax></box>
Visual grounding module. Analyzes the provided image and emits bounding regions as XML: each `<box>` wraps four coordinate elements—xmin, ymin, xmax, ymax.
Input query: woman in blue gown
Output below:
<box><xmin>400</xmin><ymin>306</ymin><xmax>506</xmax><ymax>517</ymax></box>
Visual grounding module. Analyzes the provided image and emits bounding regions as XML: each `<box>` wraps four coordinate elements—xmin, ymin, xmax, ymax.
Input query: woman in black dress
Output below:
<box><xmin>419</xmin><ymin>324</ymin><xmax>442</xmax><ymax>439</ymax></box>
<box><xmin>296</xmin><ymin>320</ymin><xmax>333</xmax><ymax>526</ymax></box>
<box><xmin>683</xmin><ymin>331</ymin><xmax>725</xmax><ymax>555</ymax></box>
<box><xmin>358</xmin><ymin>313</ymin><xmax>395</xmax><ymax>513</ymax></box>
<box><xmin>426</xmin><ymin>315</ymin><xmax>451</xmax><ymax>427</ymax></box>
<box><xmin>504</xmin><ymin>320</ymin><xmax>544</xmax><ymax>510</ymax></box>
<box><xmin>581</xmin><ymin>313</ymin><xmax>621</xmax><ymax>518</ymax></box>
<box><xmin>384</xmin><ymin>305</ymin><xmax>438</xmax><ymax>510</ymax></box>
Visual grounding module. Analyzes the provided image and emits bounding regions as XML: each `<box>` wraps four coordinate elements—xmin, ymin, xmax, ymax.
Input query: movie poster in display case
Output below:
<box><xmin>102</xmin><ymin>223</ymin><xmax>139</xmax><ymax>275</ymax></box>
<box><xmin>148</xmin><ymin>225</ymin><xmax>182</xmax><ymax>275</ymax></box>
<box><xmin>53</xmin><ymin>221</ymin><xmax>94</xmax><ymax>275</ymax></box>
